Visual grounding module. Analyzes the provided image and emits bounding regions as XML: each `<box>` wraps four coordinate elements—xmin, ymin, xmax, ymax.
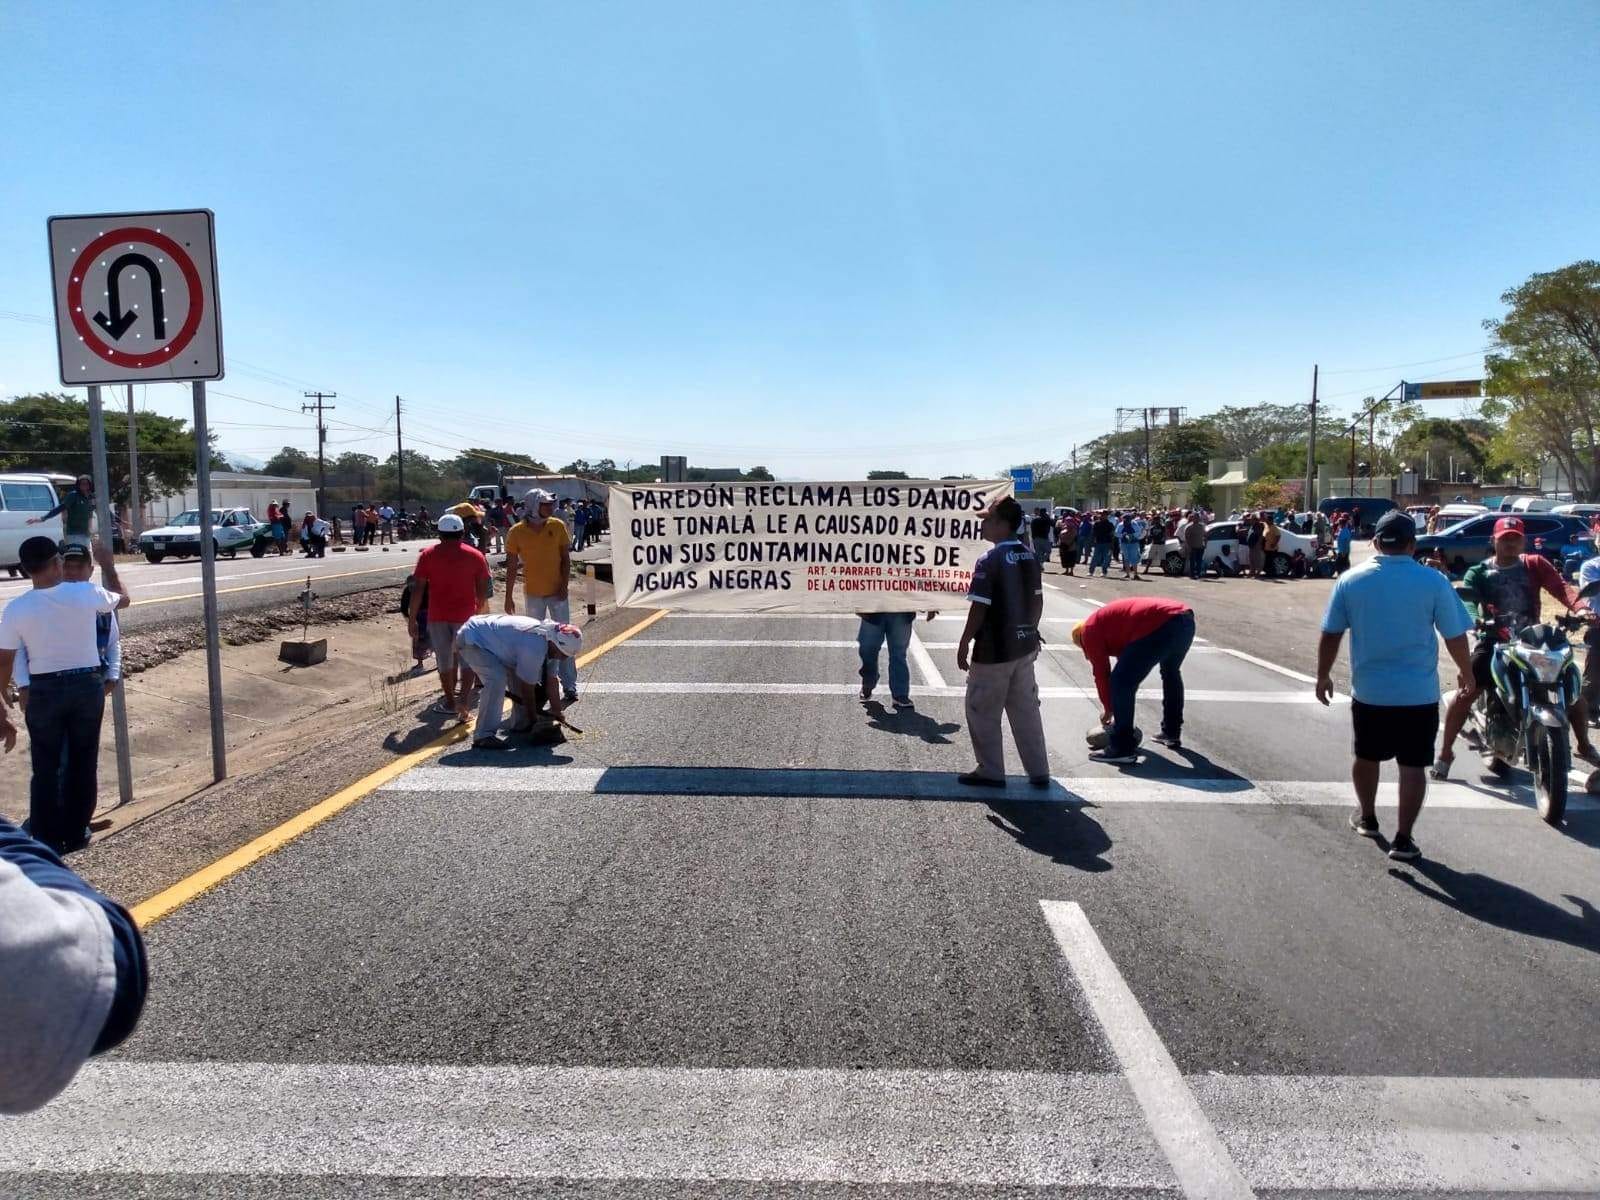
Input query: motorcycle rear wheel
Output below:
<box><xmin>1528</xmin><ymin>724</ymin><xmax>1569</xmax><ymax>825</ymax></box>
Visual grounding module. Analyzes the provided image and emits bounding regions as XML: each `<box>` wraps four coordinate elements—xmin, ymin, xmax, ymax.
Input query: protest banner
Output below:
<box><xmin>610</xmin><ymin>479</ymin><xmax>1014</xmax><ymax>612</ymax></box>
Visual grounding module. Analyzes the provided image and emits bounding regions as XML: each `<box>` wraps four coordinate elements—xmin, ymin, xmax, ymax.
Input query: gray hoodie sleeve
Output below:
<box><xmin>0</xmin><ymin>858</ymin><xmax>117</xmax><ymax>1114</ymax></box>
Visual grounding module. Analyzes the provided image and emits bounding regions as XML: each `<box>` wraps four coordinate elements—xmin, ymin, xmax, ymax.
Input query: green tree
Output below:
<box><xmin>1153</xmin><ymin>422</ymin><xmax>1221</xmax><ymax>479</ymax></box>
<box><xmin>1205</xmin><ymin>403</ymin><xmax>1313</xmax><ymax>458</ymax></box>
<box><xmin>0</xmin><ymin>392</ymin><xmax>201</xmax><ymax>505</ymax></box>
<box><xmin>867</xmin><ymin>469</ymin><xmax>911</xmax><ymax>480</ymax></box>
<box><xmin>1242</xmin><ymin>474</ymin><xmax>1290</xmax><ymax>511</ymax></box>
<box><xmin>1481</xmin><ymin>261</ymin><xmax>1600</xmax><ymax>499</ymax></box>
<box><xmin>1188</xmin><ymin>475</ymin><xmax>1215</xmax><ymax>510</ymax></box>
<box><xmin>262</xmin><ymin>446</ymin><xmax>318</xmax><ymax>478</ymax></box>
<box><xmin>744</xmin><ymin>465</ymin><xmax>775</xmax><ymax>481</ymax></box>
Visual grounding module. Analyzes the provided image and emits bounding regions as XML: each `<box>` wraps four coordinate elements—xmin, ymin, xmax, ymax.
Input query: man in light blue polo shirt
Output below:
<box><xmin>1316</xmin><ymin>510</ymin><xmax>1474</xmax><ymax>862</ymax></box>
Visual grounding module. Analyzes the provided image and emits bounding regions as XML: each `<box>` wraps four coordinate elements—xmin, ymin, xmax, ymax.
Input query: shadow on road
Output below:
<box><xmin>861</xmin><ymin>699</ymin><xmax>961</xmax><ymax>745</ymax></box>
<box><xmin>1390</xmin><ymin>861</ymin><xmax>1600</xmax><ymax>955</ymax></box>
<box><xmin>985</xmin><ymin>800</ymin><xmax>1113</xmax><ymax>872</ymax></box>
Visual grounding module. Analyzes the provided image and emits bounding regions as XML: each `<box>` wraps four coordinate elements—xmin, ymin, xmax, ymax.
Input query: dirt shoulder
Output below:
<box><xmin>8</xmin><ymin>562</ymin><xmax>644</xmax><ymax>906</ymax></box>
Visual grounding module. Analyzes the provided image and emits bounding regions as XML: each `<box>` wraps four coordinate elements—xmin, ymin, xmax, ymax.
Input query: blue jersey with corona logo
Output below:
<box><xmin>967</xmin><ymin>538</ymin><xmax>1043</xmax><ymax>664</ymax></box>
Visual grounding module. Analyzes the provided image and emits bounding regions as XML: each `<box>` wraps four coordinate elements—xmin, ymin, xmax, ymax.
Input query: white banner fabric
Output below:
<box><xmin>609</xmin><ymin>480</ymin><xmax>1014</xmax><ymax>613</ymax></box>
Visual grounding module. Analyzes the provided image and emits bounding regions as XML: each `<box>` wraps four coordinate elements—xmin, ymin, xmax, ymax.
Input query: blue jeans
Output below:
<box><xmin>1188</xmin><ymin>547</ymin><xmax>1204</xmax><ymax>579</ymax></box>
<box><xmin>1109</xmin><ymin>610</ymin><xmax>1195</xmax><ymax>753</ymax></box>
<box><xmin>24</xmin><ymin>672</ymin><xmax>105</xmax><ymax>853</ymax></box>
<box><xmin>858</xmin><ymin>613</ymin><xmax>914</xmax><ymax>700</ymax></box>
<box><xmin>1090</xmin><ymin>543</ymin><xmax>1112</xmax><ymax>575</ymax></box>
<box><xmin>525</xmin><ymin>595</ymin><xmax>578</xmax><ymax>696</ymax></box>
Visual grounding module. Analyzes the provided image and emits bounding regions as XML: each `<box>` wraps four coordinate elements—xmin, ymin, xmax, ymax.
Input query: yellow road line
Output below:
<box><xmin>130</xmin><ymin>564</ymin><xmax>410</xmax><ymax>607</ymax></box>
<box><xmin>129</xmin><ymin>607</ymin><xmax>668</xmax><ymax>928</ymax></box>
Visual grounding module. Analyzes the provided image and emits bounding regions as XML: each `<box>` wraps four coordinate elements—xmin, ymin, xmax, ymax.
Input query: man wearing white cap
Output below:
<box><xmin>452</xmin><ymin>614</ymin><xmax>582</xmax><ymax>750</ymax></box>
<box><xmin>504</xmin><ymin>489</ymin><xmax>577</xmax><ymax>702</ymax></box>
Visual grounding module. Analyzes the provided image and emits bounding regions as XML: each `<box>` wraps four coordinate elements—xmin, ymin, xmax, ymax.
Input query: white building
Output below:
<box><xmin>144</xmin><ymin>473</ymin><xmax>318</xmax><ymax>526</ymax></box>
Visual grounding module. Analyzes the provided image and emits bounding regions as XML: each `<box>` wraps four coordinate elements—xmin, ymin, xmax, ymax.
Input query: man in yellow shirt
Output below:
<box><xmin>504</xmin><ymin>489</ymin><xmax>576</xmax><ymax>701</ymax></box>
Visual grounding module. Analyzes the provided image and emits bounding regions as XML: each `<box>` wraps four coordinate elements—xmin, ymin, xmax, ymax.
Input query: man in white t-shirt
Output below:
<box><xmin>0</xmin><ymin>537</ymin><xmax>130</xmax><ymax>854</ymax></box>
<box><xmin>453</xmin><ymin>614</ymin><xmax>582</xmax><ymax>750</ymax></box>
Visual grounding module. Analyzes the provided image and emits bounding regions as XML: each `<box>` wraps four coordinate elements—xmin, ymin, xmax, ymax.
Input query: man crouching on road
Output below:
<box><xmin>1071</xmin><ymin>595</ymin><xmax>1195</xmax><ymax>762</ymax></box>
<box><xmin>1316</xmin><ymin>511</ymin><xmax>1474</xmax><ymax>863</ymax></box>
<box><xmin>454</xmin><ymin>615</ymin><xmax>582</xmax><ymax>751</ymax></box>
<box><xmin>956</xmin><ymin>496</ymin><xmax>1051</xmax><ymax>789</ymax></box>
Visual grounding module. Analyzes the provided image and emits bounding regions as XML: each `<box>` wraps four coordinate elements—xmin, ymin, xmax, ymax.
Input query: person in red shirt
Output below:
<box><xmin>1071</xmin><ymin>596</ymin><xmax>1195</xmax><ymax>762</ymax></box>
<box><xmin>407</xmin><ymin>513</ymin><xmax>491</xmax><ymax>718</ymax></box>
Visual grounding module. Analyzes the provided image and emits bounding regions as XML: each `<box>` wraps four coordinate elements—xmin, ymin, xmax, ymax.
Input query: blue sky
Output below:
<box><xmin>2</xmin><ymin>1</ymin><xmax>1597</xmax><ymax>478</ymax></box>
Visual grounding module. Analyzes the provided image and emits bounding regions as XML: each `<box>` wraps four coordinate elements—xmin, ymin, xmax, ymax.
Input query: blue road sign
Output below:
<box><xmin>1010</xmin><ymin>467</ymin><xmax>1034</xmax><ymax>492</ymax></box>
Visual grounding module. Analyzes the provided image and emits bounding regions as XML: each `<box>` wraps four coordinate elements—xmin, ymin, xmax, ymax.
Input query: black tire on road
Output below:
<box><xmin>1529</xmin><ymin>723</ymin><xmax>1569</xmax><ymax>825</ymax></box>
<box><xmin>1270</xmin><ymin>551</ymin><xmax>1291</xmax><ymax>577</ymax></box>
<box><xmin>1162</xmin><ymin>551</ymin><xmax>1184</xmax><ymax>576</ymax></box>
<box><xmin>251</xmin><ymin>541</ymin><xmax>267</xmax><ymax>558</ymax></box>
<box><xmin>144</xmin><ymin>551</ymin><xmax>164</xmax><ymax>564</ymax></box>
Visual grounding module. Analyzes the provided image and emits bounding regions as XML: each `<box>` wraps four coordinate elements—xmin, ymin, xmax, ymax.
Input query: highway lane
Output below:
<box><xmin>8</xmin><ymin>587</ymin><xmax>1600</xmax><ymax>1196</ymax></box>
<box><xmin>0</xmin><ymin>545</ymin><xmax>425</xmax><ymax>629</ymax></box>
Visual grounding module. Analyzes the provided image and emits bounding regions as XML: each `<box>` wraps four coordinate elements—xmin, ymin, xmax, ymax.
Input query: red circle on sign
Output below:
<box><xmin>66</xmin><ymin>227</ymin><xmax>206</xmax><ymax>369</ymax></box>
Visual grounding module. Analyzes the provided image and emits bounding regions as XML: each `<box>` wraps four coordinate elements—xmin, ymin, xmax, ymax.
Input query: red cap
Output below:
<box><xmin>1493</xmin><ymin>516</ymin><xmax>1525</xmax><ymax>540</ymax></box>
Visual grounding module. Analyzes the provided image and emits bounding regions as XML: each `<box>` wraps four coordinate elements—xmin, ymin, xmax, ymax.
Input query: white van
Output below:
<box><xmin>1509</xmin><ymin>496</ymin><xmax>1557</xmax><ymax>514</ymax></box>
<box><xmin>0</xmin><ymin>473</ymin><xmax>65</xmax><ymax>574</ymax></box>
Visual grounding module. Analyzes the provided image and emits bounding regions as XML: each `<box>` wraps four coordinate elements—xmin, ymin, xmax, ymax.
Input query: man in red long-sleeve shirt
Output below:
<box><xmin>1071</xmin><ymin>596</ymin><xmax>1195</xmax><ymax>762</ymax></box>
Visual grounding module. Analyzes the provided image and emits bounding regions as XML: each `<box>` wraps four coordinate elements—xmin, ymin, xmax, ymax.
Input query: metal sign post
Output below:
<box><xmin>87</xmin><ymin>386</ymin><xmax>133</xmax><ymax>808</ymax></box>
<box><xmin>193</xmin><ymin>380</ymin><xmax>226</xmax><ymax>782</ymax></box>
<box><xmin>48</xmin><ymin>208</ymin><xmax>227</xmax><ymax>786</ymax></box>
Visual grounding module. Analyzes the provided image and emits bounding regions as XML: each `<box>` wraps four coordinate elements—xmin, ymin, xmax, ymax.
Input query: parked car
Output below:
<box><xmin>1317</xmin><ymin>495</ymin><xmax>1397</xmax><ymax>538</ymax></box>
<box><xmin>1413</xmin><ymin>512</ymin><xmax>1594</xmax><ymax>576</ymax></box>
<box><xmin>1156</xmin><ymin>520</ymin><xmax>1319</xmax><ymax>577</ymax></box>
<box><xmin>1552</xmin><ymin>503</ymin><xmax>1600</xmax><ymax>519</ymax></box>
<box><xmin>0</xmin><ymin>473</ymin><xmax>65</xmax><ymax>574</ymax></box>
<box><xmin>139</xmin><ymin>507</ymin><xmax>265</xmax><ymax>562</ymax></box>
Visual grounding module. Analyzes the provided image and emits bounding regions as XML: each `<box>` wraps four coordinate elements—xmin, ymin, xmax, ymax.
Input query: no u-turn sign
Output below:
<box><xmin>47</xmin><ymin>209</ymin><xmax>224</xmax><ymax>384</ymax></box>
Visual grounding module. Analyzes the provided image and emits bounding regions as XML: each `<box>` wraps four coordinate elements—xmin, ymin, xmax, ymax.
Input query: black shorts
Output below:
<box><xmin>1351</xmin><ymin>699</ymin><xmax>1439</xmax><ymax>768</ymax></box>
<box><xmin>1471</xmin><ymin>637</ymin><xmax>1495</xmax><ymax>689</ymax></box>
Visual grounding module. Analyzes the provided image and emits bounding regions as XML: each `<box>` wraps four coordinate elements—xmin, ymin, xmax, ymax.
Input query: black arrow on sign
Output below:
<box><xmin>92</xmin><ymin>252</ymin><xmax>166</xmax><ymax>341</ymax></box>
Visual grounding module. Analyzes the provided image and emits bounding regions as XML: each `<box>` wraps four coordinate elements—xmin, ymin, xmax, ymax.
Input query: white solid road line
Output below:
<box><xmin>1040</xmin><ymin>900</ymin><xmax>1255</xmax><ymax>1199</ymax></box>
<box><xmin>908</xmin><ymin>630</ymin><xmax>948</xmax><ymax>688</ymax></box>
<box><xmin>620</xmin><ymin>639</ymin><xmax>860</xmax><ymax>648</ymax></box>
<box><xmin>1214</xmin><ymin>646</ymin><xmax>1318</xmax><ymax>685</ymax></box>
<box><xmin>382</xmin><ymin>765</ymin><xmax>1599</xmax><ymax>811</ymax></box>
<box><xmin>12</xmin><ymin>1062</ymin><xmax>1598</xmax><ymax>1189</ymax></box>
<box><xmin>579</xmin><ymin>681</ymin><xmax>1343</xmax><ymax>703</ymax></box>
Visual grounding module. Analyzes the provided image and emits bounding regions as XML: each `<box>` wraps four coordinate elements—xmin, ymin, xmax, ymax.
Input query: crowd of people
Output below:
<box><xmin>405</xmin><ymin>488</ymin><xmax>589</xmax><ymax>750</ymax></box>
<box><xmin>1038</xmin><ymin>505</ymin><xmax>1351</xmax><ymax>581</ymax></box>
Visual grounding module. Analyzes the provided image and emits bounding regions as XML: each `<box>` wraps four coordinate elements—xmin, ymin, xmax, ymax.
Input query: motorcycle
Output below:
<box><xmin>1468</xmin><ymin>603</ymin><xmax>1585</xmax><ymax>824</ymax></box>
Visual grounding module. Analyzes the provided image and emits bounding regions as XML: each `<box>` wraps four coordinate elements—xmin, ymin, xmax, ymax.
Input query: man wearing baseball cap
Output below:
<box><xmin>504</xmin><ymin>489</ymin><xmax>577</xmax><ymax>703</ymax></box>
<box><xmin>408</xmin><ymin>512</ymin><xmax>491</xmax><ymax>717</ymax></box>
<box><xmin>0</xmin><ymin>536</ymin><xmax>130</xmax><ymax>854</ymax></box>
<box><xmin>1436</xmin><ymin>514</ymin><xmax>1600</xmax><ymax>779</ymax></box>
<box><xmin>1316</xmin><ymin>510</ymin><xmax>1473</xmax><ymax>862</ymax></box>
<box><xmin>452</xmin><ymin>614</ymin><xmax>581</xmax><ymax>750</ymax></box>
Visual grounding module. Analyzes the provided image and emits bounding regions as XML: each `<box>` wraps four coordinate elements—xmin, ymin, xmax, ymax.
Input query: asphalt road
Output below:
<box><xmin>6</xmin><ymin>581</ymin><xmax>1600</xmax><ymax>1197</ymax></box>
<box><xmin>0</xmin><ymin>544</ymin><xmax>424</xmax><ymax>630</ymax></box>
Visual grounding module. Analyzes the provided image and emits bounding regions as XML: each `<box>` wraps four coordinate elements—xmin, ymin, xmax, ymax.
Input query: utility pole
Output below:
<box><xmin>1368</xmin><ymin>408</ymin><xmax>1377</xmax><ymax>498</ymax></box>
<box><xmin>1070</xmin><ymin>444</ymin><xmax>1078</xmax><ymax>510</ymax></box>
<box><xmin>126</xmin><ymin>382</ymin><xmax>141</xmax><ymax>540</ymax></box>
<box><xmin>394</xmin><ymin>395</ymin><xmax>405</xmax><ymax>511</ymax></box>
<box><xmin>301</xmin><ymin>391</ymin><xmax>337</xmax><ymax>516</ymax></box>
<box><xmin>1143</xmin><ymin>408</ymin><xmax>1154</xmax><ymax>499</ymax></box>
<box><xmin>1304</xmin><ymin>364</ymin><xmax>1318</xmax><ymax>512</ymax></box>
